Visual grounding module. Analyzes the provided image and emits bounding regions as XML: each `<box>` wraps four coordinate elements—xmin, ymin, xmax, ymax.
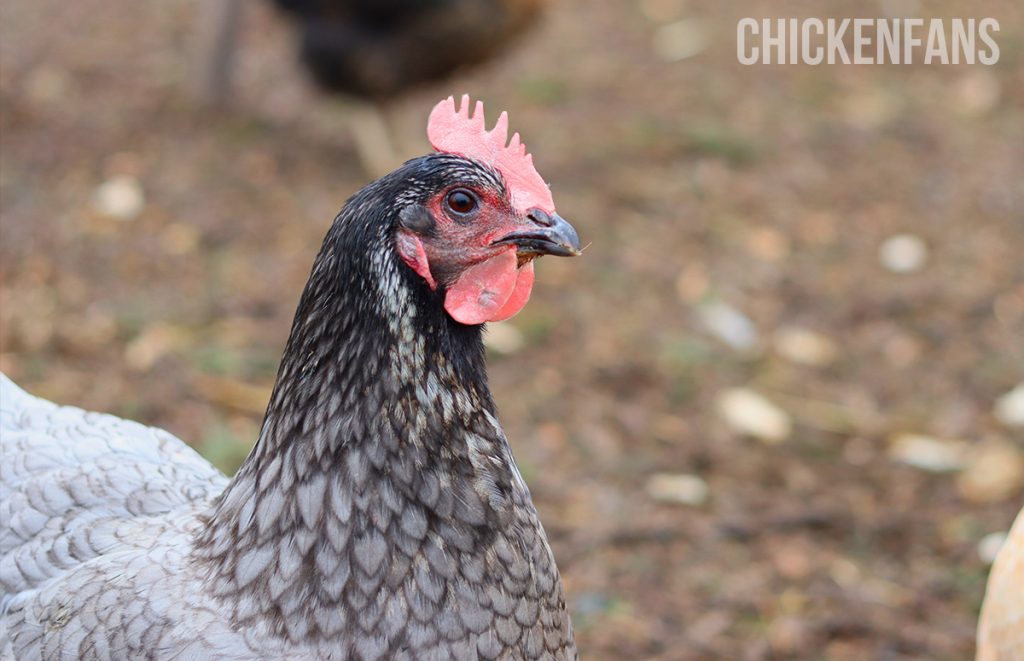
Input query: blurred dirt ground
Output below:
<box><xmin>2</xmin><ymin>0</ymin><xmax>1023</xmax><ymax>658</ymax></box>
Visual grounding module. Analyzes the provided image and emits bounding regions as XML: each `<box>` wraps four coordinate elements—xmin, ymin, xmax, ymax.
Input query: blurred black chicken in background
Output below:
<box><xmin>271</xmin><ymin>0</ymin><xmax>542</xmax><ymax>98</ymax></box>
<box><xmin>197</xmin><ymin>0</ymin><xmax>544</xmax><ymax>173</ymax></box>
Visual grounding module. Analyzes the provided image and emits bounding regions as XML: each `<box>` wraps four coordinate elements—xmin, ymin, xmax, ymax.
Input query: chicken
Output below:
<box><xmin>0</xmin><ymin>95</ymin><xmax>581</xmax><ymax>660</ymax></box>
<box><xmin>270</xmin><ymin>0</ymin><xmax>544</xmax><ymax>100</ymax></box>
<box><xmin>197</xmin><ymin>0</ymin><xmax>544</xmax><ymax>173</ymax></box>
<box><xmin>978</xmin><ymin>507</ymin><xmax>1024</xmax><ymax>660</ymax></box>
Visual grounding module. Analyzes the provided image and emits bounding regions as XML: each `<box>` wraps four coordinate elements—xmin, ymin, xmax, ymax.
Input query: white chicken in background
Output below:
<box><xmin>978</xmin><ymin>507</ymin><xmax>1024</xmax><ymax>660</ymax></box>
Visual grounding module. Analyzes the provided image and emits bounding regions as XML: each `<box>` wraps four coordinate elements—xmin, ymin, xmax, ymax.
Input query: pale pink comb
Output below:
<box><xmin>427</xmin><ymin>95</ymin><xmax>555</xmax><ymax>214</ymax></box>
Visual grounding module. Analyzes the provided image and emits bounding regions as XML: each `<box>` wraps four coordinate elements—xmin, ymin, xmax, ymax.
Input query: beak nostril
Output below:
<box><xmin>494</xmin><ymin>209</ymin><xmax>582</xmax><ymax>257</ymax></box>
<box><xmin>527</xmin><ymin>208</ymin><xmax>554</xmax><ymax>227</ymax></box>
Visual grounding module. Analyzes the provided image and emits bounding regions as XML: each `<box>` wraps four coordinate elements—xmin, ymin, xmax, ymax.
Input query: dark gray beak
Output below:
<box><xmin>495</xmin><ymin>209</ymin><xmax>582</xmax><ymax>258</ymax></box>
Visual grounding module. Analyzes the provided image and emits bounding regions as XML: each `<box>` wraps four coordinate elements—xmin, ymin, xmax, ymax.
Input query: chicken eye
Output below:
<box><xmin>446</xmin><ymin>189</ymin><xmax>477</xmax><ymax>216</ymax></box>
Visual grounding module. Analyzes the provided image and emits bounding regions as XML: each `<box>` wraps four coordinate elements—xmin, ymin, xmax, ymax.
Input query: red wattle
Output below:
<box><xmin>489</xmin><ymin>260</ymin><xmax>534</xmax><ymax>322</ymax></box>
<box><xmin>444</xmin><ymin>248</ymin><xmax>534</xmax><ymax>325</ymax></box>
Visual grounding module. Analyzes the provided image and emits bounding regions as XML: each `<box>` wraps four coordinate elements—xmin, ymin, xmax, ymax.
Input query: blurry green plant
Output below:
<box><xmin>194</xmin><ymin>345</ymin><xmax>247</xmax><ymax>375</ymax></box>
<box><xmin>192</xmin><ymin>344</ymin><xmax>277</xmax><ymax>378</ymax></box>
<box><xmin>682</xmin><ymin>124</ymin><xmax>759</xmax><ymax>166</ymax></box>
<box><xmin>517</xmin><ymin>76</ymin><xmax>569</xmax><ymax>105</ymax></box>
<box><xmin>659</xmin><ymin>336</ymin><xmax>715</xmax><ymax>404</ymax></box>
<box><xmin>199</xmin><ymin>422</ymin><xmax>255</xmax><ymax>475</ymax></box>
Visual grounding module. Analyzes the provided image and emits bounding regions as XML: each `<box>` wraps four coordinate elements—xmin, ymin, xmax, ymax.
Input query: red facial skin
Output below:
<box><xmin>396</xmin><ymin>186</ymin><xmax>539</xmax><ymax>325</ymax></box>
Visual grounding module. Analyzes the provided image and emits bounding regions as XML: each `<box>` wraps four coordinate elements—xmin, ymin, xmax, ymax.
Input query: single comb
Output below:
<box><xmin>427</xmin><ymin>95</ymin><xmax>555</xmax><ymax>214</ymax></box>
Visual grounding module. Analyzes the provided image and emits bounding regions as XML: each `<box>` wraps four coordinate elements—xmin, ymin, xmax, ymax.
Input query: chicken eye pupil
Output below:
<box><xmin>447</xmin><ymin>190</ymin><xmax>475</xmax><ymax>214</ymax></box>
